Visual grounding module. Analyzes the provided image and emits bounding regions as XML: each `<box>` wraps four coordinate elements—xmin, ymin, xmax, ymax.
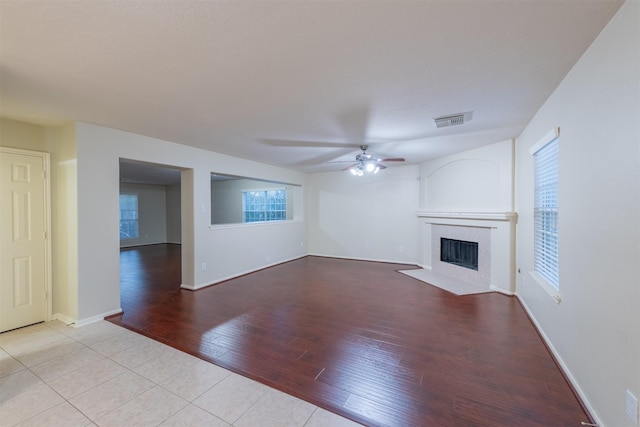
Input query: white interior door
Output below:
<box><xmin>0</xmin><ymin>148</ymin><xmax>50</xmax><ymax>333</ymax></box>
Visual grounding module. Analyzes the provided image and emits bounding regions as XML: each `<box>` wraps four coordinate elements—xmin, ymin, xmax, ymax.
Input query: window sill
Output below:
<box><xmin>529</xmin><ymin>271</ymin><xmax>561</xmax><ymax>304</ymax></box>
<box><xmin>209</xmin><ymin>219</ymin><xmax>303</xmax><ymax>230</ymax></box>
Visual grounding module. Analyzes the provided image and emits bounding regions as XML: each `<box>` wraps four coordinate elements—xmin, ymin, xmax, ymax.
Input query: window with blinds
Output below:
<box><xmin>533</xmin><ymin>137</ymin><xmax>559</xmax><ymax>290</ymax></box>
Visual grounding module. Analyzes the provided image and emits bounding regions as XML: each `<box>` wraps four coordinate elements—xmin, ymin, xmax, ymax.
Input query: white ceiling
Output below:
<box><xmin>0</xmin><ymin>0</ymin><xmax>623</xmax><ymax>174</ymax></box>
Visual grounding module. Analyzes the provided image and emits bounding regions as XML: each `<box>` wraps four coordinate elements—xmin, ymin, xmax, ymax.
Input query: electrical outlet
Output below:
<box><xmin>627</xmin><ymin>390</ymin><xmax>638</xmax><ymax>424</ymax></box>
<box><xmin>201</xmin><ymin>262</ymin><xmax>207</xmax><ymax>271</ymax></box>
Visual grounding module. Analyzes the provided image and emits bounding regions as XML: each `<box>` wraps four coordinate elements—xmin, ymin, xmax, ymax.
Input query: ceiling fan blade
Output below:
<box><xmin>262</xmin><ymin>139</ymin><xmax>357</xmax><ymax>149</ymax></box>
<box><xmin>380</xmin><ymin>158</ymin><xmax>405</xmax><ymax>162</ymax></box>
<box><xmin>340</xmin><ymin>163</ymin><xmax>358</xmax><ymax>171</ymax></box>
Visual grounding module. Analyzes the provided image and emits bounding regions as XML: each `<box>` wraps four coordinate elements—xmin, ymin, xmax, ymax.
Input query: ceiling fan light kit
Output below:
<box><xmin>346</xmin><ymin>145</ymin><xmax>403</xmax><ymax>177</ymax></box>
<box><xmin>350</xmin><ymin>162</ymin><xmax>380</xmax><ymax>176</ymax></box>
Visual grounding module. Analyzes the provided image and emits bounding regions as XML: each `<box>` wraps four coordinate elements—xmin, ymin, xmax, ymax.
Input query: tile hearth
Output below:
<box><xmin>398</xmin><ymin>268</ymin><xmax>493</xmax><ymax>296</ymax></box>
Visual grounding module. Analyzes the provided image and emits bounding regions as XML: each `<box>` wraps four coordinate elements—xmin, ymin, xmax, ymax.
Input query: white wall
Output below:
<box><xmin>74</xmin><ymin>122</ymin><xmax>307</xmax><ymax>321</ymax></box>
<box><xmin>0</xmin><ymin>117</ymin><xmax>49</xmax><ymax>151</ymax></box>
<box><xmin>514</xmin><ymin>2</ymin><xmax>639</xmax><ymax>426</ymax></box>
<box><xmin>53</xmin><ymin>123</ymin><xmax>79</xmax><ymax>322</ymax></box>
<box><xmin>419</xmin><ymin>140</ymin><xmax>514</xmax><ymax>212</ymax></box>
<box><xmin>119</xmin><ymin>183</ymin><xmax>167</xmax><ymax>247</ymax></box>
<box><xmin>165</xmin><ymin>183</ymin><xmax>181</xmax><ymax>244</ymax></box>
<box><xmin>204</xmin><ymin>220</ymin><xmax>306</xmax><ymax>287</ymax></box>
<box><xmin>307</xmin><ymin>164</ymin><xmax>420</xmax><ymax>264</ymax></box>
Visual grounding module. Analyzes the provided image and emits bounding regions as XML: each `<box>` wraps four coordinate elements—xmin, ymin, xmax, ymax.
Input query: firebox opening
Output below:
<box><xmin>441</xmin><ymin>238</ymin><xmax>479</xmax><ymax>271</ymax></box>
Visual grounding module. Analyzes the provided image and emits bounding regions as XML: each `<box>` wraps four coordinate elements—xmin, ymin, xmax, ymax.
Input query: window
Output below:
<box><xmin>119</xmin><ymin>193</ymin><xmax>139</xmax><ymax>240</ymax></box>
<box><xmin>532</xmin><ymin>134</ymin><xmax>559</xmax><ymax>291</ymax></box>
<box><xmin>242</xmin><ymin>189</ymin><xmax>286</xmax><ymax>223</ymax></box>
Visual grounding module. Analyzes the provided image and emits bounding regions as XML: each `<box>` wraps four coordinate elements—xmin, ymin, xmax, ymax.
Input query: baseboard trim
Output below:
<box><xmin>67</xmin><ymin>308</ymin><xmax>123</xmax><ymax>328</ymax></box>
<box><xmin>307</xmin><ymin>252</ymin><xmax>418</xmax><ymax>267</ymax></box>
<box><xmin>52</xmin><ymin>313</ymin><xmax>76</xmax><ymax>326</ymax></box>
<box><xmin>515</xmin><ymin>293</ymin><xmax>601</xmax><ymax>426</ymax></box>
<box><xmin>182</xmin><ymin>255</ymin><xmax>308</xmax><ymax>291</ymax></box>
<box><xmin>120</xmin><ymin>242</ymin><xmax>181</xmax><ymax>249</ymax></box>
<box><xmin>490</xmin><ymin>285</ymin><xmax>515</xmax><ymax>296</ymax></box>
<box><xmin>183</xmin><ymin>253</ymin><xmax>418</xmax><ymax>291</ymax></box>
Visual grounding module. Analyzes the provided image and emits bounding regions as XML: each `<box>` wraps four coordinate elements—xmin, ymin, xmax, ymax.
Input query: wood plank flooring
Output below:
<box><xmin>110</xmin><ymin>244</ymin><xmax>593</xmax><ymax>426</ymax></box>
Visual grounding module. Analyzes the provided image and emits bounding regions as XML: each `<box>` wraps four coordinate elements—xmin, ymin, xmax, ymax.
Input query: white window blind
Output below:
<box><xmin>533</xmin><ymin>137</ymin><xmax>559</xmax><ymax>289</ymax></box>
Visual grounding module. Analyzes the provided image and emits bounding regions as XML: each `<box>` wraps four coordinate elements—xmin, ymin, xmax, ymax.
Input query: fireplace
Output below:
<box><xmin>441</xmin><ymin>238</ymin><xmax>478</xmax><ymax>271</ymax></box>
<box><xmin>416</xmin><ymin>211</ymin><xmax>518</xmax><ymax>294</ymax></box>
<box><xmin>431</xmin><ymin>224</ymin><xmax>490</xmax><ymax>286</ymax></box>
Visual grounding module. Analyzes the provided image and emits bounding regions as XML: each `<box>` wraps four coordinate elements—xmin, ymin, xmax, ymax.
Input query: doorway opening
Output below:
<box><xmin>117</xmin><ymin>159</ymin><xmax>184</xmax><ymax>317</ymax></box>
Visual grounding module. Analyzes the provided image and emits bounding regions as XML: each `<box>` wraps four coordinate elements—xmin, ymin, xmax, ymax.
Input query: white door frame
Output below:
<box><xmin>1</xmin><ymin>146</ymin><xmax>52</xmax><ymax>326</ymax></box>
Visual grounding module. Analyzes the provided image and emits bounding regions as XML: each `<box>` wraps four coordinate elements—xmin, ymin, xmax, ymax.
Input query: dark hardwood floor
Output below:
<box><xmin>111</xmin><ymin>244</ymin><xmax>592</xmax><ymax>427</ymax></box>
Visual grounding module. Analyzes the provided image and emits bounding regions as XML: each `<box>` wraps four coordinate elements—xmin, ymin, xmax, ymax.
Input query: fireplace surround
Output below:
<box><xmin>416</xmin><ymin>211</ymin><xmax>517</xmax><ymax>294</ymax></box>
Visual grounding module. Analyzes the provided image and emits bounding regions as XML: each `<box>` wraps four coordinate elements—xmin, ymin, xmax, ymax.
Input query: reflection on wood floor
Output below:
<box><xmin>111</xmin><ymin>244</ymin><xmax>592</xmax><ymax>427</ymax></box>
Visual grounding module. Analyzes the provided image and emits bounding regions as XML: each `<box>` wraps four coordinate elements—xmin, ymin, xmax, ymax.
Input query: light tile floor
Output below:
<box><xmin>0</xmin><ymin>320</ymin><xmax>363</xmax><ymax>427</ymax></box>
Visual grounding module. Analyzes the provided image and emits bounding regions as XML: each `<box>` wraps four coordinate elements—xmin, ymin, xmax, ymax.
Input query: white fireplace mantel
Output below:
<box><xmin>416</xmin><ymin>211</ymin><xmax>518</xmax><ymax>294</ymax></box>
<box><xmin>416</xmin><ymin>211</ymin><xmax>518</xmax><ymax>222</ymax></box>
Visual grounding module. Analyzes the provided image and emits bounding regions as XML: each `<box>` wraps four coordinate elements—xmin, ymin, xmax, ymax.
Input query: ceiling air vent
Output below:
<box><xmin>434</xmin><ymin>111</ymin><xmax>473</xmax><ymax>128</ymax></box>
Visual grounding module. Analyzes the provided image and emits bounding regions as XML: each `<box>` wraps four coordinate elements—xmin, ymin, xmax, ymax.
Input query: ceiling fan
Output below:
<box><xmin>337</xmin><ymin>145</ymin><xmax>405</xmax><ymax>176</ymax></box>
